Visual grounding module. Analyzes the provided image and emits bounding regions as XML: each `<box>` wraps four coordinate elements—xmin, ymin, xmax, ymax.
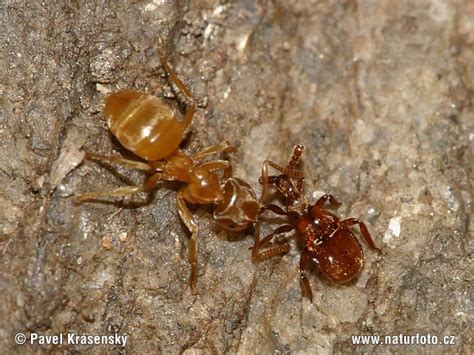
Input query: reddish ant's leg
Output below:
<box><xmin>251</xmin><ymin>224</ymin><xmax>293</xmax><ymax>261</ymax></box>
<box><xmin>314</xmin><ymin>194</ymin><xmax>341</xmax><ymax>210</ymax></box>
<box><xmin>299</xmin><ymin>249</ymin><xmax>314</xmax><ymax>303</ymax></box>
<box><xmin>312</xmin><ymin>194</ymin><xmax>342</xmax><ymax>217</ymax></box>
<box><xmin>250</xmin><ymin>204</ymin><xmax>292</xmax><ymax>259</ymax></box>
<box><xmin>287</xmin><ymin>144</ymin><xmax>305</xmax><ymax>168</ymax></box>
<box><xmin>260</xmin><ymin>160</ymin><xmax>304</xmax><ymax>203</ymax></box>
<box><xmin>266</xmin><ymin>160</ymin><xmax>304</xmax><ymax>179</ymax></box>
<box><xmin>340</xmin><ymin>218</ymin><xmax>382</xmax><ymax>254</ymax></box>
<box><xmin>265</xmin><ymin>203</ymin><xmax>288</xmax><ymax>216</ymax></box>
<box><xmin>255</xmin><ymin>243</ymin><xmax>290</xmax><ymax>261</ymax></box>
<box><xmin>258</xmin><ymin>175</ymin><xmax>279</xmax><ymax>186</ymax></box>
<box><xmin>251</xmin><ymin>223</ymin><xmax>262</xmax><ymax>259</ymax></box>
<box><xmin>259</xmin><ymin>160</ymin><xmax>273</xmax><ymax>203</ymax></box>
<box><xmin>295</xmin><ymin>178</ymin><xmax>304</xmax><ymax>194</ymax></box>
<box><xmin>259</xmin><ymin>224</ymin><xmax>294</xmax><ymax>249</ymax></box>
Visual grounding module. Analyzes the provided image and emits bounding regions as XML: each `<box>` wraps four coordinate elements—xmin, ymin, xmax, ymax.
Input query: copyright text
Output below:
<box><xmin>15</xmin><ymin>332</ymin><xmax>128</xmax><ymax>347</ymax></box>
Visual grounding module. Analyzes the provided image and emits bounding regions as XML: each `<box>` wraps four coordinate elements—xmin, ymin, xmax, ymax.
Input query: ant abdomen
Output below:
<box><xmin>104</xmin><ymin>89</ymin><xmax>190</xmax><ymax>161</ymax></box>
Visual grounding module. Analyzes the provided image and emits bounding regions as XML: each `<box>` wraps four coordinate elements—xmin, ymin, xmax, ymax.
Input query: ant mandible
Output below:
<box><xmin>257</xmin><ymin>145</ymin><xmax>382</xmax><ymax>302</ymax></box>
<box><xmin>75</xmin><ymin>43</ymin><xmax>271</xmax><ymax>293</ymax></box>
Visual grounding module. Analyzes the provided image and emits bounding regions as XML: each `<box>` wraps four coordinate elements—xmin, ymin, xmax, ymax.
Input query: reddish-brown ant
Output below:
<box><xmin>257</xmin><ymin>145</ymin><xmax>382</xmax><ymax>302</ymax></box>
<box><xmin>75</xmin><ymin>45</ymin><xmax>277</xmax><ymax>293</ymax></box>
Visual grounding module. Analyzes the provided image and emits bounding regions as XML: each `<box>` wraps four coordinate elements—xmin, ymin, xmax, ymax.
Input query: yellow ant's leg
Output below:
<box><xmin>223</xmin><ymin>162</ymin><xmax>233</xmax><ymax>180</ymax></box>
<box><xmin>84</xmin><ymin>152</ymin><xmax>152</xmax><ymax>171</ymax></box>
<box><xmin>199</xmin><ymin>160</ymin><xmax>230</xmax><ymax>172</ymax></box>
<box><xmin>75</xmin><ymin>172</ymin><xmax>163</xmax><ymax>203</ymax></box>
<box><xmin>192</xmin><ymin>141</ymin><xmax>237</xmax><ymax>160</ymax></box>
<box><xmin>156</xmin><ymin>43</ymin><xmax>196</xmax><ymax>130</ymax></box>
<box><xmin>157</xmin><ymin>43</ymin><xmax>193</xmax><ymax>100</ymax></box>
<box><xmin>194</xmin><ymin>143</ymin><xmax>237</xmax><ymax>181</ymax></box>
<box><xmin>177</xmin><ymin>189</ymin><xmax>199</xmax><ymax>295</ymax></box>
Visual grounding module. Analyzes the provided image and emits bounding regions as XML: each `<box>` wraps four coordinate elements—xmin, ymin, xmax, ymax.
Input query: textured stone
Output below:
<box><xmin>1</xmin><ymin>0</ymin><xmax>472</xmax><ymax>353</ymax></box>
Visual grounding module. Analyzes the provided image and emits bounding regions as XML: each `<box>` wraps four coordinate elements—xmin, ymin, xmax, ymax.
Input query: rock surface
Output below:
<box><xmin>1</xmin><ymin>0</ymin><xmax>472</xmax><ymax>353</ymax></box>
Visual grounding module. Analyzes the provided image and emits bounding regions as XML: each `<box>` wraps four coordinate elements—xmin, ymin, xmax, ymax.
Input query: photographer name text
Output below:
<box><xmin>16</xmin><ymin>332</ymin><xmax>128</xmax><ymax>347</ymax></box>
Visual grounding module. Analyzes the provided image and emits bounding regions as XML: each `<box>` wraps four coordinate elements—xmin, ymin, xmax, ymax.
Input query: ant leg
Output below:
<box><xmin>192</xmin><ymin>141</ymin><xmax>237</xmax><ymax>160</ymax></box>
<box><xmin>266</xmin><ymin>161</ymin><xmax>304</xmax><ymax>178</ymax></box>
<box><xmin>313</xmin><ymin>194</ymin><xmax>341</xmax><ymax>214</ymax></box>
<box><xmin>295</xmin><ymin>178</ymin><xmax>304</xmax><ymax>194</ymax></box>
<box><xmin>157</xmin><ymin>45</ymin><xmax>196</xmax><ymax>130</ymax></box>
<box><xmin>84</xmin><ymin>152</ymin><xmax>151</xmax><ymax>171</ymax></box>
<box><xmin>259</xmin><ymin>160</ymin><xmax>273</xmax><ymax>203</ymax></box>
<box><xmin>75</xmin><ymin>172</ymin><xmax>163</xmax><ymax>202</ymax></box>
<box><xmin>157</xmin><ymin>46</ymin><xmax>192</xmax><ymax>100</ymax></box>
<box><xmin>223</xmin><ymin>162</ymin><xmax>233</xmax><ymax>180</ymax></box>
<box><xmin>265</xmin><ymin>203</ymin><xmax>288</xmax><ymax>216</ymax></box>
<box><xmin>258</xmin><ymin>224</ymin><xmax>294</xmax><ymax>249</ymax></box>
<box><xmin>199</xmin><ymin>160</ymin><xmax>230</xmax><ymax>172</ymax></box>
<box><xmin>260</xmin><ymin>160</ymin><xmax>304</xmax><ymax>202</ymax></box>
<box><xmin>252</xmin><ymin>224</ymin><xmax>294</xmax><ymax>261</ymax></box>
<box><xmin>249</xmin><ymin>204</ymin><xmax>289</xmax><ymax>253</ymax></box>
<box><xmin>251</xmin><ymin>224</ymin><xmax>292</xmax><ymax>261</ymax></box>
<box><xmin>340</xmin><ymin>218</ymin><xmax>382</xmax><ymax>254</ymax></box>
<box><xmin>253</xmin><ymin>204</ymin><xmax>288</xmax><ymax>248</ymax></box>
<box><xmin>258</xmin><ymin>175</ymin><xmax>280</xmax><ymax>184</ymax></box>
<box><xmin>190</xmin><ymin>141</ymin><xmax>237</xmax><ymax>182</ymax></box>
<box><xmin>300</xmin><ymin>249</ymin><xmax>313</xmax><ymax>302</ymax></box>
<box><xmin>255</xmin><ymin>244</ymin><xmax>290</xmax><ymax>261</ymax></box>
<box><xmin>287</xmin><ymin>144</ymin><xmax>305</xmax><ymax>168</ymax></box>
<box><xmin>177</xmin><ymin>189</ymin><xmax>199</xmax><ymax>294</ymax></box>
<box><xmin>259</xmin><ymin>145</ymin><xmax>305</xmax><ymax>202</ymax></box>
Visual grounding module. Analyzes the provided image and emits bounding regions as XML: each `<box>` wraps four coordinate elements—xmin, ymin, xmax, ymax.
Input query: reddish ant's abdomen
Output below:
<box><xmin>313</xmin><ymin>229</ymin><xmax>365</xmax><ymax>283</ymax></box>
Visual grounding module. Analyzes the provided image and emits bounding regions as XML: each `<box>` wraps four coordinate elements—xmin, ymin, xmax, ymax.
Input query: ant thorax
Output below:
<box><xmin>287</xmin><ymin>196</ymin><xmax>309</xmax><ymax>216</ymax></box>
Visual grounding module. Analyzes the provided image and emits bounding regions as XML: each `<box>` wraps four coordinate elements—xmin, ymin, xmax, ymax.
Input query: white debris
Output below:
<box><xmin>49</xmin><ymin>126</ymin><xmax>85</xmax><ymax>191</ymax></box>
<box><xmin>383</xmin><ymin>216</ymin><xmax>401</xmax><ymax>243</ymax></box>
